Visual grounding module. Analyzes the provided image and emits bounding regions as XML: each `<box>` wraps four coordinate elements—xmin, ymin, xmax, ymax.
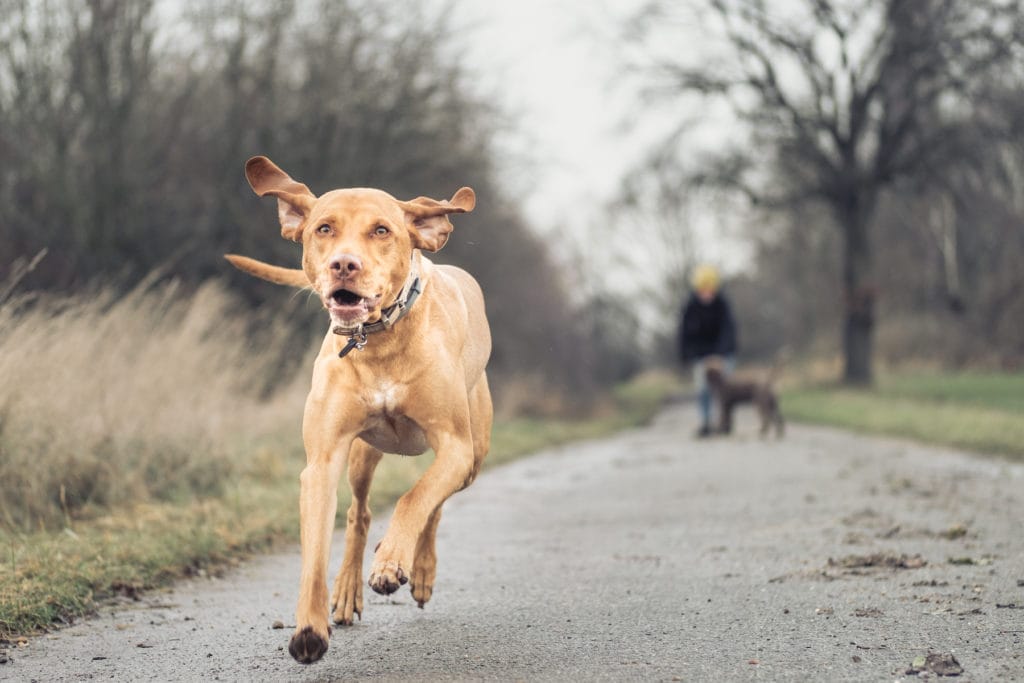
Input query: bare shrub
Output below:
<box><xmin>0</xmin><ymin>277</ymin><xmax>307</xmax><ymax>530</ymax></box>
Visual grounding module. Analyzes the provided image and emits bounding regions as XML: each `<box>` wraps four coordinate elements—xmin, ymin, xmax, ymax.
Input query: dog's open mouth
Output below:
<box><xmin>332</xmin><ymin>289</ymin><xmax>364</xmax><ymax>307</ymax></box>
<box><xmin>326</xmin><ymin>286</ymin><xmax>381</xmax><ymax>323</ymax></box>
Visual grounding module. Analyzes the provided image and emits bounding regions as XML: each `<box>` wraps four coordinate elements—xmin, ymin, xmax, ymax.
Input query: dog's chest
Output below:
<box><xmin>365</xmin><ymin>380</ymin><xmax>402</xmax><ymax>412</ymax></box>
<box><xmin>358</xmin><ymin>380</ymin><xmax>429</xmax><ymax>455</ymax></box>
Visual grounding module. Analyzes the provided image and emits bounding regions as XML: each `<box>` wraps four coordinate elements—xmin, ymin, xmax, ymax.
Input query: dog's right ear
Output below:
<box><xmin>245</xmin><ymin>156</ymin><xmax>317</xmax><ymax>242</ymax></box>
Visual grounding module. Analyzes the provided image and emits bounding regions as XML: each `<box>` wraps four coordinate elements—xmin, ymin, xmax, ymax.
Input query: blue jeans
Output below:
<box><xmin>692</xmin><ymin>356</ymin><xmax>735</xmax><ymax>427</ymax></box>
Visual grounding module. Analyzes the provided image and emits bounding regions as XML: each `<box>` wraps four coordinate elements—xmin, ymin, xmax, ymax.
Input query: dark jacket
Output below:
<box><xmin>678</xmin><ymin>292</ymin><xmax>738</xmax><ymax>363</ymax></box>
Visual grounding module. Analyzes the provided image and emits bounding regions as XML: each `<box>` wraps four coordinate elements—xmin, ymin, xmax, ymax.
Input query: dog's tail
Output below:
<box><xmin>764</xmin><ymin>347</ymin><xmax>790</xmax><ymax>387</ymax></box>
<box><xmin>224</xmin><ymin>254</ymin><xmax>310</xmax><ymax>289</ymax></box>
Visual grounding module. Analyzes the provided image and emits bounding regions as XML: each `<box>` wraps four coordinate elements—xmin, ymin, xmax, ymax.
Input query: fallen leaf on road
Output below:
<box><xmin>853</xmin><ymin>607</ymin><xmax>883</xmax><ymax>617</ymax></box>
<box><xmin>906</xmin><ymin>652</ymin><xmax>963</xmax><ymax>677</ymax></box>
<box><xmin>938</xmin><ymin>523</ymin><xmax>968</xmax><ymax>540</ymax></box>
<box><xmin>828</xmin><ymin>552</ymin><xmax>926</xmax><ymax>570</ymax></box>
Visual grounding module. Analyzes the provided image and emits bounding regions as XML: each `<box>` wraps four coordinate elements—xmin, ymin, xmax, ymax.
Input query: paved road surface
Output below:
<box><xmin>4</xmin><ymin>404</ymin><xmax>1023</xmax><ymax>681</ymax></box>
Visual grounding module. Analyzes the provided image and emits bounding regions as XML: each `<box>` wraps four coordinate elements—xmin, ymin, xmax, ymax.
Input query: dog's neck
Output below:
<box><xmin>331</xmin><ymin>252</ymin><xmax>425</xmax><ymax>359</ymax></box>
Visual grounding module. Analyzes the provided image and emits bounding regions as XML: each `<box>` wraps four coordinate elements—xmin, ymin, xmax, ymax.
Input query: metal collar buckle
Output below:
<box><xmin>337</xmin><ymin>325</ymin><xmax>367</xmax><ymax>359</ymax></box>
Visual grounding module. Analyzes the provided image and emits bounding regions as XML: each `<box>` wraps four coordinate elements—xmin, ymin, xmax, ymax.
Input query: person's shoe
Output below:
<box><xmin>695</xmin><ymin>423</ymin><xmax>713</xmax><ymax>438</ymax></box>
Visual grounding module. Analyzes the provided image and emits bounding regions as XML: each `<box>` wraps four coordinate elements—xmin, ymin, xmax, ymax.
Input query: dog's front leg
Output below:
<box><xmin>289</xmin><ymin>434</ymin><xmax>350</xmax><ymax>664</ymax></box>
<box><xmin>368</xmin><ymin>426</ymin><xmax>474</xmax><ymax>596</ymax></box>
<box><xmin>289</xmin><ymin>359</ymin><xmax>367</xmax><ymax>663</ymax></box>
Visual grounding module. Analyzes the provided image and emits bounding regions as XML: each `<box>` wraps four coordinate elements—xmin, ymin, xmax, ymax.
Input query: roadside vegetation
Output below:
<box><xmin>783</xmin><ymin>372</ymin><xmax>1024</xmax><ymax>460</ymax></box>
<box><xmin>0</xmin><ymin>279</ymin><xmax>673</xmax><ymax>638</ymax></box>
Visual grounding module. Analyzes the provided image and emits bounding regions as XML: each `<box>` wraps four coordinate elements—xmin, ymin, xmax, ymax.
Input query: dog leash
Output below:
<box><xmin>333</xmin><ymin>261</ymin><xmax>422</xmax><ymax>359</ymax></box>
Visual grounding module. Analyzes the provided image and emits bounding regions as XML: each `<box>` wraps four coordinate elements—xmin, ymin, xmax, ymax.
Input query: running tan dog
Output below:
<box><xmin>227</xmin><ymin>156</ymin><xmax>492</xmax><ymax>664</ymax></box>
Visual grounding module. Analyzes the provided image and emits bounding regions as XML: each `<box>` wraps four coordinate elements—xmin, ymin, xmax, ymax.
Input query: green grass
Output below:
<box><xmin>0</xmin><ymin>372</ymin><xmax>674</xmax><ymax>639</ymax></box>
<box><xmin>783</xmin><ymin>371</ymin><xmax>1024</xmax><ymax>459</ymax></box>
<box><xmin>873</xmin><ymin>372</ymin><xmax>1024</xmax><ymax>412</ymax></box>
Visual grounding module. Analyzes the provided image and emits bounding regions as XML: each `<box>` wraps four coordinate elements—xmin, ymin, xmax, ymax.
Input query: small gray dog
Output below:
<box><xmin>705</xmin><ymin>358</ymin><xmax>785</xmax><ymax>438</ymax></box>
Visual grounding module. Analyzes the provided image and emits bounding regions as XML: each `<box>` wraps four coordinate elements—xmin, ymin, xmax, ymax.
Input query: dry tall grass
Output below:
<box><xmin>0</xmin><ymin>275</ymin><xmax>310</xmax><ymax>530</ymax></box>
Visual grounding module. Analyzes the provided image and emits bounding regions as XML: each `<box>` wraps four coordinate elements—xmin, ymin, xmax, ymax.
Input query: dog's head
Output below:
<box><xmin>237</xmin><ymin>155</ymin><xmax>475</xmax><ymax>329</ymax></box>
<box><xmin>704</xmin><ymin>356</ymin><xmax>726</xmax><ymax>388</ymax></box>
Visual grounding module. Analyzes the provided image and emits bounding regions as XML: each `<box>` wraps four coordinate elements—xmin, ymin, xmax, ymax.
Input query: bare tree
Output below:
<box><xmin>631</xmin><ymin>0</ymin><xmax>1024</xmax><ymax>383</ymax></box>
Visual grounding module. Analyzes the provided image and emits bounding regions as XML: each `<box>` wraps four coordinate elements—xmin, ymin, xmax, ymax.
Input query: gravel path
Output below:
<box><xmin>4</xmin><ymin>403</ymin><xmax>1023</xmax><ymax>681</ymax></box>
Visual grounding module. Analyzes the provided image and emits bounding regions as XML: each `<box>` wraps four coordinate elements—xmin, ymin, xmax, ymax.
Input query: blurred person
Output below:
<box><xmin>678</xmin><ymin>264</ymin><xmax>738</xmax><ymax>437</ymax></box>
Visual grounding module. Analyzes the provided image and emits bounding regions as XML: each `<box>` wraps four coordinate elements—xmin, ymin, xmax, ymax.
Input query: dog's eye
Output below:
<box><xmin>374</xmin><ymin>225</ymin><xmax>390</xmax><ymax>237</ymax></box>
<box><xmin>317</xmin><ymin>224</ymin><xmax>331</xmax><ymax>235</ymax></box>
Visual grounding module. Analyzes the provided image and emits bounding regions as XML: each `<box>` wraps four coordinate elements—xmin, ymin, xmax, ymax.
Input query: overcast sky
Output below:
<box><xmin>453</xmin><ymin>1</ymin><xmax>656</xmax><ymax>223</ymax></box>
<box><xmin>449</xmin><ymin>0</ymin><xmax>753</xmax><ymax>284</ymax></box>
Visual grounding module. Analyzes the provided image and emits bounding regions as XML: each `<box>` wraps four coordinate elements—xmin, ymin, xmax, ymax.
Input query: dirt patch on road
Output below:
<box><xmin>829</xmin><ymin>552</ymin><xmax>927</xmax><ymax>571</ymax></box>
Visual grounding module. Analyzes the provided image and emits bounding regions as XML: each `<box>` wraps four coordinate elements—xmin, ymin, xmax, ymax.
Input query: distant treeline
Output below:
<box><xmin>621</xmin><ymin>0</ymin><xmax>1024</xmax><ymax>374</ymax></box>
<box><xmin>0</xmin><ymin>0</ymin><xmax>637</xmax><ymax>404</ymax></box>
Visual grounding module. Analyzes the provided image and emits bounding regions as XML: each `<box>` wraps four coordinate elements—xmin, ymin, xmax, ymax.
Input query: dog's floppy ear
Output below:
<box><xmin>245</xmin><ymin>156</ymin><xmax>317</xmax><ymax>242</ymax></box>
<box><xmin>398</xmin><ymin>187</ymin><xmax>475</xmax><ymax>252</ymax></box>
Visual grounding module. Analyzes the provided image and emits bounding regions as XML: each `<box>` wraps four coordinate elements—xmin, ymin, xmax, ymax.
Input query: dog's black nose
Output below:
<box><xmin>330</xmin><ymin>253</ymin><xmax>362</xmax><ymax>275</ymax></box>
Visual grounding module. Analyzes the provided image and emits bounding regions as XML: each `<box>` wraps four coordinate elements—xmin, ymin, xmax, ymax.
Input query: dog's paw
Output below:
<box><xmin>368</xmin><ymin>559</ymin><xmax>407</xmax><ymax>595</ymax></box>
<box><xmin>331</xmin><ymin>570</ymin><xmax>363</xmax><ymax>625</ymax></box>
<box><xmin>410</xmin><ymin>562</ymin><xmax>436</xmax><ymax>608</ymax></box>
<box><xmin>410</xmin><ymin>578</ymin><xmax>433</xmax><ymax>608</ymax></box>
<box><xmin>288</xmin><ymin>624</ymin><xmax>330</xmax><ymax>664</ymax></box>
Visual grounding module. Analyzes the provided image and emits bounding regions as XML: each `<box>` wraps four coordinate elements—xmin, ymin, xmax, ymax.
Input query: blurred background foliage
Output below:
<box><xmin>0</xmin><ymin>0</ymin><xmax>632</xmax><ymax>408</ymax></box>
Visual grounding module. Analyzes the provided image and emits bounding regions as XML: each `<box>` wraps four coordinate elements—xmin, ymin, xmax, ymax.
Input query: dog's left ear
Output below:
<box><xmin>398</xmin><ymin>187</ymin><xmax>475</xmax><ymax>252</ymax></box>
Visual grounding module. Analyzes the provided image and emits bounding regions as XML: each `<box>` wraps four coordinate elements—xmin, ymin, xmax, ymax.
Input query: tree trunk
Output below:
<box><xmin>837</xmin><ymin>194</ymin><xmax>876</xmax><ymax>386</ymax></box>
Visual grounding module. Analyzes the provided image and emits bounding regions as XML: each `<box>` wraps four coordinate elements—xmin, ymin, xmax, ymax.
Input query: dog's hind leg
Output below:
<box><xmin>331</xmin><ymin>439</ymin><xmax>383</xmax><ymax>626</ymax></box>
<box><xmin>410</xmin><ymin>506</ymin><xmax>443</xmax><ymax>608</ymax></box>
<box><xmin>718</xmin><ymin>399</ymin><xmax>734</xmax><ymax>434</ymax></box>
<box><xmin>466</xmin><ymin>374</ymin><xmax>492</xmax><ymax>489</ymax></box>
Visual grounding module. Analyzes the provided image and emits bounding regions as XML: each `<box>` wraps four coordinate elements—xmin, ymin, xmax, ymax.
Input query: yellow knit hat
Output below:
<box><xmin>691</xmin><ymin>264</ymin><xmax>720</xmax><ymax>292</ymax></box>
